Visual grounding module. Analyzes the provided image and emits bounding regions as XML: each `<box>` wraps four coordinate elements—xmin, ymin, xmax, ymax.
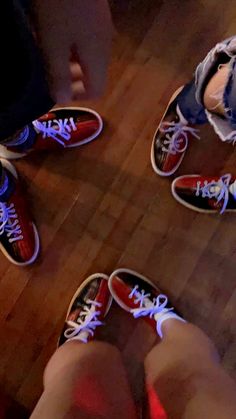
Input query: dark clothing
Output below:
<box><xmin>0</xmin><ymin>1</ymin><xmax>53</xmax><ymax>141</ymax></box>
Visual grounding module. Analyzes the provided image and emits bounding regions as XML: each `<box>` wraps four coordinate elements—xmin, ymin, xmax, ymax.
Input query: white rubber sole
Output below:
<box><xmin>171</xmin><ymin>174</ymin><xmax>236</xmax><ymax>214</ymax></box>
<box><xmin>108</xmin><ymin>268</ymin><xmax>160</xmax><ymax>312</ymax></box>
<box><xmin>0</xmin><ymin>158</ymin><xmax>40</xmax><ymax>265</ymax></box>
<box><xmin>150</xmin><ymin>86</ymin><xmax>185</xmax><ymax>177</ymax></box>
<box><xmin>0</xmin><ymin>107</ymin><xmax>103</xmax><ymax>160</ymax></box>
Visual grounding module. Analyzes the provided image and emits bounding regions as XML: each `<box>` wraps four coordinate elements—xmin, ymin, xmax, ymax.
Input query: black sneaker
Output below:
<box><xmin>151</xmin><ymin>87</ymin><xmax>199</xmax><ymax>176</ymax></box>
<box><xmin>0</xmin><ymin>159</ymin><xmax>39</xmax><ymax>265</ymax></box>
<box><xmin>0</xmin><ymin>107</ymin><xmax>103</xmax><ymax>159</ymax></box>
<box><xmin>172</xmin><ymin>173</ymin><xmax>236</xmax><ymax>214</ymax></box>
<box><xmin>59</xmin><ymin>273</ymin><xmax>112</xmax><ymax>346</ymax></box>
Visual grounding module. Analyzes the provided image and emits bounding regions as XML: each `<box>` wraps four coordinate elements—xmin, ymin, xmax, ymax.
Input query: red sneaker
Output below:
<box><xmin>58</xmin><ymin>273</ymin><xmax>112</xmax><ymax>346</ymax></box>
<box><xmin>0</xmin><ymin>160</ymin><xmax>39</xmax><ymax>265</ymax></box>
<box><xmin>151</xmin><ymin>87</ymin><xmax>200</xmax><ymax>176</ymax></box>
<box><xmin>108</xmin><ymin>268</ymin><xmax>184</xmax><ymax>338</ymax></box>
<box><xmin>0</xmin><ymin>107</ymin><xmax>103</xmax><ymax>159</ymax></box>
<box><xmin>172</xmin><ymin>173</ymin><xmax>236</xmax><ymax>214</ymax></box>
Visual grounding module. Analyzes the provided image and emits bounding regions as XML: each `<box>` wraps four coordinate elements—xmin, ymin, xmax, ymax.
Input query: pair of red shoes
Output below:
<box><xmin>58</xmin><ymin>268</ymin><xmax>185</xmax><ymax>347</ymax></box>
<box><xmin>151</xmin><ymin>87</ymin><xmax>236</xmax><ymax>214</ymax></box>
<box><xmin>0</xmin><ymin>107</ymin><xmax>103</xmax><ymax>266</ymax></box>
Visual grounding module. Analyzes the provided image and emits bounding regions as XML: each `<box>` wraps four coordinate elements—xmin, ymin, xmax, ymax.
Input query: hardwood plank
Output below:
<box><xmin>0</xmin><ymin>0</ymin><xmax>236</xmax><ymax>412</ymax></box>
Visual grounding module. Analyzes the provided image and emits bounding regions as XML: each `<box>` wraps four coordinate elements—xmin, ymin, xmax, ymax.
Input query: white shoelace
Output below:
<box><xmin>33</xmin><ymin>117</ymin><xmax>77</xmax><ymax>146</ymax></box>
<box><xmin>0</xmin><ymin>202</ymin><xmax>23</xmax><ymax>243</ymax></box>
<box><xmin>195</xmin><ymin>173</ymin><xmax>232</xmax><ymax>214</ymax></box>
<box><xmin>160</xmin><ymin>121</ymin><xmax>200</xmax><ymax>155</ymax></box>
<box><xmin>129</xmin><ymin>285</ymin><xmax>186</xmax><ymax>338</ymax></box>
<box><xmin>64</xmin><ymin>300</ymin><xmax>103</xmax><ymax>343</ymax></box>
<box><xmin>129</xmin><ymin>285</ymin><xmax>173</xmax><ymax>319</ymax></box>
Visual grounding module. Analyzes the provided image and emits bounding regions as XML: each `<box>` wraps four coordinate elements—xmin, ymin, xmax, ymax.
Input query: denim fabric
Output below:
<box><xmin>223</xmin><ymin>55</ymin><xmax>236</xmax><ymax>129</ymax></box>
<box><xmin>177</xmin><ymin>37</ymin><xmax>236</xmax><ymax>138</ymax></box>
<box><xmin>177</xmin><ymin>81</ymin><xmax>207</xmax><ymax>125</ymax></box>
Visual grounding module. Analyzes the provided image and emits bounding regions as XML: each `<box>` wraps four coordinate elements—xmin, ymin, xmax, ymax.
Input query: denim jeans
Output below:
<box><xmin>0</xmin><ymin>1</ymin><xmax>53</xmax><ymax>142</ymax></box>
<box><xmin>177</xmin><ymin>81</ymin><xmax>207</xmax><ymax>125</ymax></box>
<box><xmin>177</xmin><ymin>36</ymin><xmax>236</xmax><ymax>142</ymax></box>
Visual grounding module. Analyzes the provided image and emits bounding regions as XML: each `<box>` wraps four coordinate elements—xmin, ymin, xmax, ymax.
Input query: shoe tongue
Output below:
<box><xmin>207</xmin><ymin>180</ymin><xmax>236</xmax><ymax>211</ymax></box>
<box><xmin>68</xmin><ymin>330</ymin><xmax>90</xmax><ymax>343</ymax></box>
<box><xmin>208</xmin><ymin>178</ymin><xmax>236</xmax><ymax>196</ymax></box>
<box><xmin>209</xmin><ymin>184</ymin><xmax>221</xmax><ymax>194</ymax></box>
<box><xmin>76</xmin><ymin>330</ymin><xmax>90</xmax><ymax>343</ymax></box>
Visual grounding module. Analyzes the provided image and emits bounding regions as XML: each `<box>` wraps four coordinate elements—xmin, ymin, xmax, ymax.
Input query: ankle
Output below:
<box><xmin>156</xmin><ymin>313</ymin><xmax>186</xmax><ymax>338</ymax></box>
<box><xmin>161</xmin><ymin>317</ymin><xmax>188</xmax><ymax>336</ymax></box>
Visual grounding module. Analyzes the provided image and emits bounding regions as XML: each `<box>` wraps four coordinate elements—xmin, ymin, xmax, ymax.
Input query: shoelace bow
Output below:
<box><xmin>129</xmin><ymin>285</ymin><xmax>173</xmax><ymax>319</ymax></box>
<box><xmin>33</xmin><ymin>117</ymin><xmax>77</xmax><ymax>146</ymax></box>
<box><xmin>195</xmin><ymin>173</ymin><xmax>233</xmax><ymax>214</ymax></box>
<box><xmin>64</xmin><ymin>300</ymin><xmax>103</xmax><ymax>343</ymax></box>
<box><xmin>0</xmin><ymin>202</ymin><xmax>23</xmax><ymax>243</ymax></box>
<box><xmin>160</xmin><ymin>121</ymin><xmax>200</xmax><ymax>155</ymax></box>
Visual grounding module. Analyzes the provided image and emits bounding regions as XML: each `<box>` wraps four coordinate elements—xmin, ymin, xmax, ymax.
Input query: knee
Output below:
<box><xmin>44</xmin><ymin>341</ymin><xmax>121</xmax><ymax>387</ymax></box>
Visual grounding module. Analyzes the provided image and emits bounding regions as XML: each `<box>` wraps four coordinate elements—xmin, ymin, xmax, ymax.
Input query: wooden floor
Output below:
<box><xmin>1</xmin><ymin>0</ymin><xmax>236</xmax><ymax>413</ymax></box>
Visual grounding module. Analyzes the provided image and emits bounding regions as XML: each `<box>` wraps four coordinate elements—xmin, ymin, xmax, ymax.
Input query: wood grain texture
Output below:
<box><xmin>0</xmin><ymin>0</ymin><xmax>236</xmax><ymax>412</ymax></box>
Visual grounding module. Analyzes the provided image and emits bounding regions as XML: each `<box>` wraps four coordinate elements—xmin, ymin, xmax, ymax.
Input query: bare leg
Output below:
<box><xmin>31</xmin><ymin>341</ymin><xmax>137</xmax><ymax>419</ymax></box>
<box><xmin>145</xmin><ymin>320</ymin><xmax>236</xmax><ymax>419</ymax></box>
<box><xmin>203</xmin><ymin>63</ymin><xmax>230</xmax><ymax>116</ymax></box>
